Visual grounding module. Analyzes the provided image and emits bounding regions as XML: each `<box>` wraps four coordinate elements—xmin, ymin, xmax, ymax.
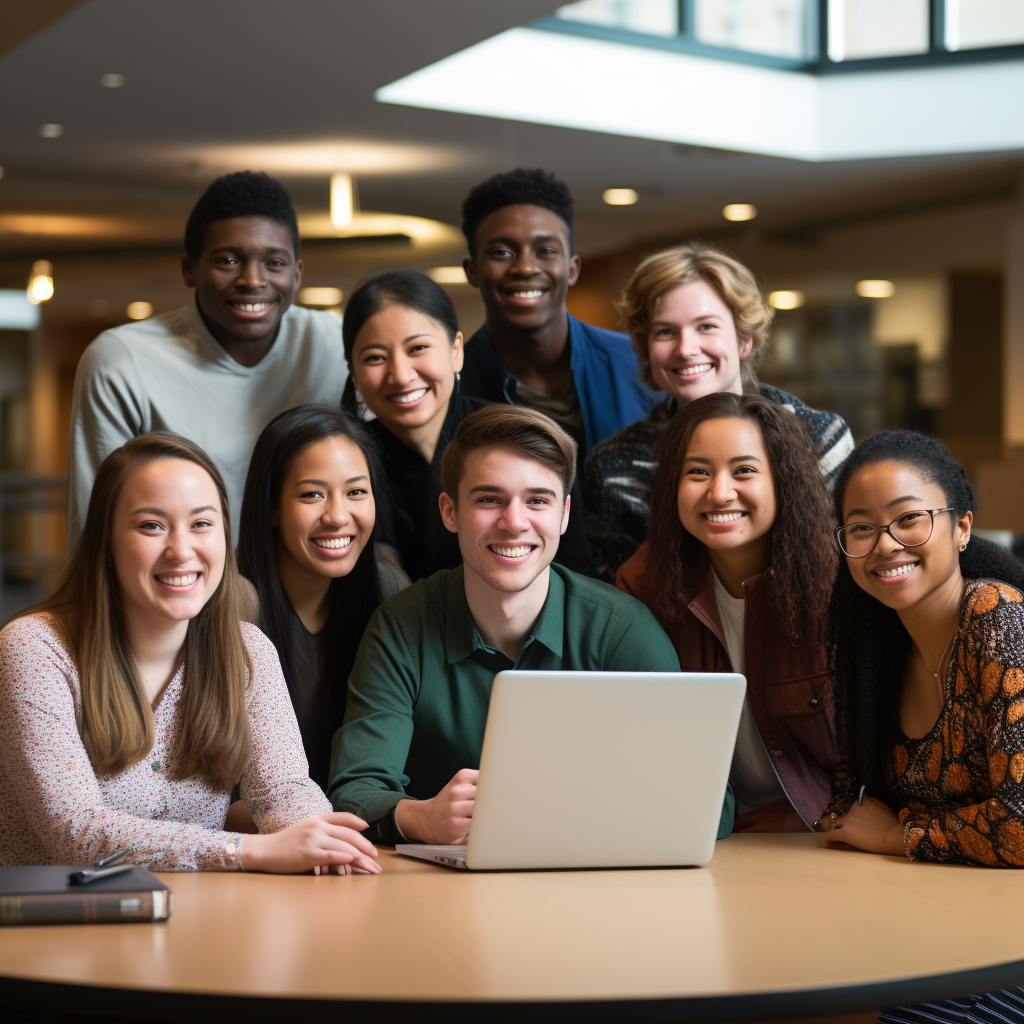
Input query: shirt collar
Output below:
<box><xmin>444</xmin><ymin>564</ymin><xmax>565</xmax><ymax>664</ymax></box>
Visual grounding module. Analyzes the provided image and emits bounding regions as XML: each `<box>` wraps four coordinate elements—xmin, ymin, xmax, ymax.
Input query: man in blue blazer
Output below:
<box><xmin>460</xmin><ymin>168</ymin><xmax>659</xmax><ymax>456</ymax></box>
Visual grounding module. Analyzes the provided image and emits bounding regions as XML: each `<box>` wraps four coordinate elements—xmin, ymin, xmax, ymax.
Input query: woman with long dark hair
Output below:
<box><xmin>343</xmin><ymin>268</ymin><xmax>594</xmax><ymax>581</ymax></box>
<box><xmin>0</xmin><ymin>433</ymin><xmax>379</xmax><ymax>873</ymax></box>
<box><xmin>823</xmin><ymin>430</ymin><xmax>1024</xmax><ymax>1023</ymax></box>
<box><xmin>824</xmin><ymin>429</ymin><xmax>1024</xmax><ymax>863</ymax></box>
<box><xmin>617</xmin><ymin>392</ymin><xmax>840</xmax><ymax>832</ymax></box>
<box><xmin>237</xmin><ymin>406</ymin><xmax>388</xmax><ymax>790</ymax></box>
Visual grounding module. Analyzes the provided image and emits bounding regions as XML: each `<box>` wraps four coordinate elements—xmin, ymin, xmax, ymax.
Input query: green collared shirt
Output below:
<box><xmin>328</xmin><ymin>563</ymin><xmax>684</xmax><ymax>828</ymax></box>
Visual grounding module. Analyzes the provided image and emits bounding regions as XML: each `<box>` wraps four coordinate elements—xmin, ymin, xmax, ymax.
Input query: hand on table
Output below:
<box><xmin>822</xmin><ymin>797</ymin><xmax>906</xmax><ymax>857</ymax></box>
<box><xmin>395</xmin><ymin>768</ymin><xmax>478</xmax><ymax>844</ymax></box>
<box><xmin>240</xmin><ymin>812</ymin><xmax>382</xmax><ymax>874</ymax></box>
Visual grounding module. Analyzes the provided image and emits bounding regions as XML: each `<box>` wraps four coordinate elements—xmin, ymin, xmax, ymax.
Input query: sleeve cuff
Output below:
<box><xmin>369</xmin><ymin>805</ymin><xmax>408</xmax><ymax>846</ymax></box>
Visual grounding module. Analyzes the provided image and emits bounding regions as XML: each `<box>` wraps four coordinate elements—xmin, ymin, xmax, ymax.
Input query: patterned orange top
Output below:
<box><xmin>833</xmin><ymin>579</ymin><xmax>1024</xmax><ymax>867</ymax></box>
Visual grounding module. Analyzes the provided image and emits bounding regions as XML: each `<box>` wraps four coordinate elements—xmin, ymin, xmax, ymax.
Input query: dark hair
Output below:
<box><xmin>644</xmin><ymin>393</ymin><xmax>837</xmax><ymax>642</ymax></box>
<box><xmin>828</xmin><ymin>429</ymin><xmax>1024</xmax><ymax>793</ymax></box>
<box><xmin>184</xmin><ymin>171</ymin><xmax>300</xmax><ymax>262</ymax></box>
<box><xmin>236</xmin><ymin>406</ymin><xmax>383</xmax><ymax>787</ymax></box>
<box><xmin>341</xmin><ymin>268</ymin><xmax>460</xmax><ymax>416</ymax></box>
<box><xmin>20</xmin><ymin>433</ymin><xmax>250</xmax><ymax>788</ymax></box>
<box><xmin>440</xmin><ymin>404</ymin><xmax>577</xmax><ymax>500</ymax></box>
<box><xmin>461</xmin><ymin>167</ymin><xmax>575</xmax><ymax>256</ymax></box>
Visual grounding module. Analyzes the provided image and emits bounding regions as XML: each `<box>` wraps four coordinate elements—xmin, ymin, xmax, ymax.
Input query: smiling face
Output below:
<box><xmin>181</xmin><ymin>216</ymin><xmax>302</xmax><ymax>360</ymax></box>
<box><xmin>463</xmin><ymin>204</ymin><xmax>580</xmax><ymax>333</ymax></box>
<box><xmin>676</xmin><ymin>417</ymin><xmax>776</xmax><ymax>567</ymax></box>
<box><xmin>272</xmin><ymin>436</ymin><xmax>374</xmax><ymax>592</ymax></box>
<box><xmin>351</xmin><ymin>304</ymin><xmax>463</xmax><ymax>444</ymax></box>
<box><xmin>647</xmin><ymin>279</ymin><xmax>752</xmax><ymax>406</ymax></box>
<box><xmin>439</xmin><ymin>445</ymin><xmax>570</xmax><ymax>596</ymax></box>
<box><xmin>110</xmin><ymin>458</ymin><xmax>227</xmax><ymax>633</ymax></box>
<box><xmin>840</xmin><ymin>460</ymin><xmax>971</xmax><ymax>612</ymax></box>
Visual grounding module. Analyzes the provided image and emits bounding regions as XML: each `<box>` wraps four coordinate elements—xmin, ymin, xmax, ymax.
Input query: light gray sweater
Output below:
<box><xmin>66</xmin><ymin>300</ymin><xmax>347</xmax><ymax>545</ymax></box>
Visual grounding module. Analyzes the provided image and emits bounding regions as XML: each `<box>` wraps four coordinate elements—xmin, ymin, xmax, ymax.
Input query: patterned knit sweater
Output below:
<box><xmin>582</xmin><ymin>384</ymin><xmax>854</xmax><ymax>582</ymax></box>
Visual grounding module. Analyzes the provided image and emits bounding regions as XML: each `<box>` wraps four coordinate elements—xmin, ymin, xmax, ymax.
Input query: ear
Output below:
<box><xmin>451</xmin><ymin>331</ymin><xmax>465</xmax><ymax>373</ymax></box>
<box><xmin>462</xmin><ymin>256</ymin><xmax>478</xmax><ymax>289</ymax></box>
<box><xmin>738</xmin><ymin>334</ymin><xmax>754</xmax><ymax>361</ymax></box>
<box><xmin>559</xmin><ymin>494</ymin><xmax>571</xmax><ymax>536</ymax></box>
<box><xmin>293</xmin><ymin>258</ymin><xmax>304</xmax><ymax>289</ymax></box>
<box><xmin>181</xmin><ymin>253</ymin><xmax>196</xmax><ymax>289</ymax></box>
<box><xmin>567</xmin><ymin>254</ymin><xmax>581</xmax><ymax>288</ymax></box>
<box><xmin>439</xmin><ymin>491</ymin><xmax>459</xmax><ymax>534</ymax></box>
<box><xmin>957</xmin><ymin>510</ymin><xmax>973</xmax><ymax>551</ymax></box>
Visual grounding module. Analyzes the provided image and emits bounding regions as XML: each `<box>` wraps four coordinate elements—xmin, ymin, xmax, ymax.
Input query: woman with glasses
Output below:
<box><xmin>616</xmin><ymin>392</ymin><xmax>840</xmax><ymax>832</ymax></box>
<box><xmin>823</xmin><ymin>428</ymin><xmax>1024</xmax><ymax>865</ymax></box>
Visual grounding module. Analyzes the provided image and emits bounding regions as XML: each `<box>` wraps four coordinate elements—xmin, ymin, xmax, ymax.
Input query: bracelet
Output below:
<box><xmin>224</xmin><ymin>836</ymin><xmax>245</xmax><ymax>871</ymax></box>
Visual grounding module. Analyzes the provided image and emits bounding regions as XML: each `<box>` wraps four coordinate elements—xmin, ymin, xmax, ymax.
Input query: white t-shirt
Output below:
<box><xmin>67</xmin><ymin>300</ymin><xmax>347</xmax><ymax>545</ymax></box>
<box><xmin>711</xmin><ymin>569</ymin><xmax>788</xmax><ymax>818</ymax></box>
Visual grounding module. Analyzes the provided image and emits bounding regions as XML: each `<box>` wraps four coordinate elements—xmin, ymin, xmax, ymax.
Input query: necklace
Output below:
<box><xmin>913</xmin><ymin>630</ymin><xmax>956</xmax><ymax>703</ymax></box>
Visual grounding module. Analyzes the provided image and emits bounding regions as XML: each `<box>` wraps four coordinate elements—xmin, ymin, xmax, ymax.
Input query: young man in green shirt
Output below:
<box><xmin>328</xmin><ymin>405</ymin><xmax>723</xmax><ymax>847</ymax></box>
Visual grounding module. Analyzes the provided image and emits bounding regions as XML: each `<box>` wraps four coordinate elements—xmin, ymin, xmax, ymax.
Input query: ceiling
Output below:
<box><xmin>1</xmin><ymin>0</ymin><xmax>1022</xmax><ymax>318</ymax></box>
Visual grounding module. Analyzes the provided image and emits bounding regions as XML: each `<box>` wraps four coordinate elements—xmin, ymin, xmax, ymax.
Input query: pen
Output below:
<box><xmin>857</xmin><ymin>784</ymin><xmax>866</xmax><ymax>807</ymax></box>
<box><xmin>93</xmin><ymin>846</ymin><xmax>130</xmax><ymax>869</ymax></box>
<box><xmin>69</xmin><ymin>863</ymin><xmax>135</xmax><ymax>886</ymax></box>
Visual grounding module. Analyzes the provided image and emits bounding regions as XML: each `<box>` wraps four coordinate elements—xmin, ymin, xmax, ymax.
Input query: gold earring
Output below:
<box><xmin>960</xmin><ymin>541</ymin><xmax>967</xmax><ymax>551</ymax></box>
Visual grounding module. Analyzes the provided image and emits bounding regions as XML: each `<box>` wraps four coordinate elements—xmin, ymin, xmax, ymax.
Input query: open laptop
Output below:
<box><xmin>396</xmin><ymin>670</ymin><xmax>745</xmax><ymax>871</ymax></box>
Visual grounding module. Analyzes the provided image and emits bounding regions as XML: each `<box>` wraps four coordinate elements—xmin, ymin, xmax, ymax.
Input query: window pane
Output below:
<box><xmin>837</xmin><ymin>0</ymin><xmax>929</xmax><ymax>60</ymax></box>
<box><xmin>695</xmin><ymin>0</ymin><xmax>814</xmax><ymax>59</ymax></box>
<box><xmin>554</xmin><ymin>0</ymin><xmax>679</xmax><ymax>38</ymax></box>
<box><xmin>950</xmin><ymin>0</ymin><xmax>1024</xmax><ymax>50</ymax></box>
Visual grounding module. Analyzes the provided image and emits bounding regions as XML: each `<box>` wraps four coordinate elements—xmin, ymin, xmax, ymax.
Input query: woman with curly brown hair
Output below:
<box><xmin>616</xmin><ymin>392</ymin><xmax>840</xmax><ymax>832</ymax></box>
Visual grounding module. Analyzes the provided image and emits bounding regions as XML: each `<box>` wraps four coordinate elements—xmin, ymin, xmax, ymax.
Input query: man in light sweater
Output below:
<box><xmin>66</xmin><ymin>171</ymin><xmax>347</xmax><ymax>545</ymax></box>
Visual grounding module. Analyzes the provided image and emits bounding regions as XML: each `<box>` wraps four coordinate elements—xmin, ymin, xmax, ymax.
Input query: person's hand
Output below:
<box><xmin>240</xmin><ymin>812</ymin><xmax>382</xmax><ymax>874</ymax></box>
<box><xmin>395</xmin><ymin>768</ymin><xmax>478</xmax><ymax>844</ymax></box>
<box><xmin>822</xmin><ymin>797</ymin><xmax>905</xmax><ymax>856</ymax></box>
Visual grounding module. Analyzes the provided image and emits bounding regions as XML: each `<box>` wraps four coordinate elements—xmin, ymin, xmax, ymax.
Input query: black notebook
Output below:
<box><xmin>0</xmin><ymin>865</ymin><xmax>173</xmax><ymax>926</ymax></box>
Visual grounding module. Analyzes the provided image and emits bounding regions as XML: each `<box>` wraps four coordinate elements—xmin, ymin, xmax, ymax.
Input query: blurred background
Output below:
<box><xmin>3</xmin><ymin>0</ymin><xmax>1024</xmax><ymax>619</ymax></box>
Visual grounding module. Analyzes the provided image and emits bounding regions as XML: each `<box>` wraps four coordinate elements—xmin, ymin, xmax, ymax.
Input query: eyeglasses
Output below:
<box><xmin>834</xmin><ymin>508</ymin><xmax>955</xmax><ymax>558</ymax></box>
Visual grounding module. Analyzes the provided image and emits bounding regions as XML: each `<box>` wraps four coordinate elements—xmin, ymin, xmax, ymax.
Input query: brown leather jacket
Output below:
<box><xmin>617</xmin><ymin>543</ymin><xmax>839</xmax><ymax>830</ymax></box>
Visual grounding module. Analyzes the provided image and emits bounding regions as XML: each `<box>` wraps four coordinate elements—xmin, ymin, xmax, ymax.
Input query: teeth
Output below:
<box><xmin>157</xmin><ymin>573</ymin><xmax>198</xmax><ymax>586</ymax></box>
<box><xmin>233</xmin><ymin>302</ymin><xmax>271</xmax><ymax>312</ymax></box>
<box><xmin>676</xmin><ymin>363</ymin><xmax>713</xmax><ymax>376</ymax></box>
<box><xmin>314</xmin><ymin>537</ymin><xmax>353</xmax><ymax>549</ymax></box>
<box><xmin>877</xmin><ymin>564</ymin><xmax>915</xmax><ymax>578</ymax></box>
<box><xmin>391</xmin><ymin>389</ymin><xmax>427</xmax><ymax>404</ymax></box>
<box><xmin>510</xmin><ymin>290</ymin><xmax>543</xmax><ymax>299</ymax></box>
<box><xmin>491</xmin><ymin>545</ymin><xmax>533</xmax><ymax>558</ymax></box>
<box><xmin>705</xmin><ymin>512</ymin><xmax>745</xmax><ymax>522</ymax></box>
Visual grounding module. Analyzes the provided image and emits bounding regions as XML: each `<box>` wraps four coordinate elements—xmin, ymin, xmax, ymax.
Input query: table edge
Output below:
<box><xmin>2</xmin><ymin>958</ymin><xmax>1024</xmax><ymax>1022</ymax></box>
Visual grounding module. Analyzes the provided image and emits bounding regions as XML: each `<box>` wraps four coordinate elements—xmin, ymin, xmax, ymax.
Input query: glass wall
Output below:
<box><xmin>695</xmin><ymin>0</ymin><xmax>814</xmax><ymax>59</ymax></box>
<box><xmin>948</xmin><ymin>0</ymin><xmax>1024</xmax><ymax>50</ymax></box>
<box><xmin>831</xmin><ymin>0</ymin><xmax>929</xmax><ymax>60</ymax></box>
<box><xmin>554</xmin><ymin>0</ymin><xmax>680</xmax><ymax>37</ymax></box>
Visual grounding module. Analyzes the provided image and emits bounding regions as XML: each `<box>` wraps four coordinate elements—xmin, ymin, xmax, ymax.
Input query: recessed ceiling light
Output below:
<box><xmin>27</xmin><ymin>260</ymin><xmax>53</xmax><ymax>304</ymax></box>
<box><xmin>126</xmin><ymin>301</ymin><xmax>153</xmax><ymax>320</ymax></box>
<box><xmin>39</xmin><ymin>124</ymin><xmax>64</xmax><ymax>139</ymax></box>
<box><xmin>768</xmin><ymin>290</ymin><xmax>805</xmax><ymax>310</ymax></box>
<box><xmin>723</xmin><ymin>203</ymin><xmax>757</xmax><ymax>222</ymax></box>
<box><xmin>856</xmin><ymin>279</ymin><xmax>895</xmax><ymax>298</ymax></box>
<box><xmin>330</xmin><ymin>173</ymin><xmax>355</xmax><ymax>231</ymax></box>
<box><xmin>100</xmin><ymin>73</ymin><xmax>126</xmax><ymax>88</ymax></box>
<box><xmin>602</xmin><ymin>188</ymin><xmax>638</xmax><ymax>206</ymax></box>
<box><xmin>298</xmin><ymin>287</ymin><xmax>344</xmax><ymax>307</ymax></box>
<box><xmin>427</xmin><ymin>267</ymin><xmax>468</xmax><ymax>285</ymax></box>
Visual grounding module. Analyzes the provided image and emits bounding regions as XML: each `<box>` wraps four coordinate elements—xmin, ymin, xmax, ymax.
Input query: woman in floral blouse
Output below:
<box><xmin>824</xmin><ymin>428</ymin><xmax>1024</xmax><ymax>866</ymax></box>
<box><xmin>0</xmin><ymin>432</ymin><xmax>380</xmax><ymax>874</ymax></box>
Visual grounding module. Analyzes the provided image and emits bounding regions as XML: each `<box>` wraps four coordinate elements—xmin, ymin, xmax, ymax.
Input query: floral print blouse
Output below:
<box><xmin>0</xmin><ymin>614</ymin><xmax>332</xmax><ymax>870</ymax></box>
<box><xmin>831</xmin><ymin>579</ymin><xmax>1024</xmax><ymax>866</ymax></box>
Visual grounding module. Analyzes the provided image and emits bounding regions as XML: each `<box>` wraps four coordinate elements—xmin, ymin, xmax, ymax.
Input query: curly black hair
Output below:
<box><xmin>828</xmin><ymin>429</ymin><xmax>1024</xmax><ymax>794</ymax></box>
<box><xmin>184</xmin><ymin>171</ymin><xmax>300</xmax><ymax>261</ymax></box>
<box><xmin>461</xmin><ymin>167</ymin><xmax>574</xmax><ymax>255</ymax></box>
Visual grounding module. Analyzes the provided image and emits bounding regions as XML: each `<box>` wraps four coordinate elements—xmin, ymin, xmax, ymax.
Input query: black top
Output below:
<box><xmin>368</xmin><ymin>389</ymin><xmax>595</xmax><ymax>582</ymax></box>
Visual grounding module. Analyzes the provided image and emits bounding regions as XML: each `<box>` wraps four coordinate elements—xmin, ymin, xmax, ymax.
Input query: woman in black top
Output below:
<box><xmin>343</xmin><ymin>269</ymin><xmax>594</xmax><ymax>580</ymax></box>
<box><xmin>237</xmin><ymin>405</ymin><xmax>385</xmax><ymax>790</ymax></box>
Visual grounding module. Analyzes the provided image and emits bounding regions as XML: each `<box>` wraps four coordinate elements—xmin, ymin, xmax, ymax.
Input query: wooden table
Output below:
<box><xmin>1</xmin><ymin>834</ymin><xmax>1023</xmax><ymax>1022</ymax></box>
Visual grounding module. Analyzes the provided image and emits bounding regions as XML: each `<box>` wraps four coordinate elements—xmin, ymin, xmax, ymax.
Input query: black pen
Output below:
<box><xmin>93</xmin><ymin>846</ymin><xmax>130</xmax><ymax>869</ymax></box>
<box><xmin>857</xmin><ymin>784</ymin><xmax>866</xmax><ymax>807</ymax></box>
<box><xmin>69</xmin><ymin>863</ymin><xmax>135</xmax><ymax>885</ymax></box>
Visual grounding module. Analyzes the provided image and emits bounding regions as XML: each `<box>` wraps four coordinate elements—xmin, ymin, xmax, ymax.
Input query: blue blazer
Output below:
<box><xmin>460</xmin><ymin>314</ymin><xmax>660</xmax><ymax>454</ymax></box>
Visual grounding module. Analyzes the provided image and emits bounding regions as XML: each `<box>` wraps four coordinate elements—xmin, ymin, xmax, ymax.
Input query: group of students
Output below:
<box><xmin>2</xmin><ymin>161</ymin><xmax>1024</xmax><ymax>1017</ymax></box>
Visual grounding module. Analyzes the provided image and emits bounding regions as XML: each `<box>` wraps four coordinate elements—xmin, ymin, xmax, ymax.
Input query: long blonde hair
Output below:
<box><xmin>24</xmin><ymin>433</ymin><xmax>251</xmax><ymax>787</ymax></box>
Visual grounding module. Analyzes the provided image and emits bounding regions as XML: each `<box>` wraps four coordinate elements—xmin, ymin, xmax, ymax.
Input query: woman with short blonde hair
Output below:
<box><xmin>583</xmin><ymin>240</ymin><xmax>852</xmax><ymax>582</ymax></box>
